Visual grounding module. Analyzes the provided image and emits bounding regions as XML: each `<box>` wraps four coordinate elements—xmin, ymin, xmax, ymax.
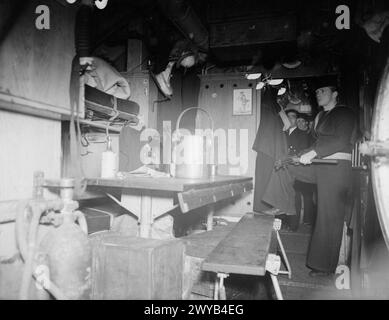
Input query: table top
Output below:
<box><xmin>86</xmin><ymin>175</ymin><xmax>252</xmax><ymax>192</ymax></box>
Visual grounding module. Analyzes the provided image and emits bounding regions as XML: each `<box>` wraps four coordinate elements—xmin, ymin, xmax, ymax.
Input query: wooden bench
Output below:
<box><xmin>201</xmin><ymin>212</ymin><xmax>291</xmax><ymax>300</ymax></box>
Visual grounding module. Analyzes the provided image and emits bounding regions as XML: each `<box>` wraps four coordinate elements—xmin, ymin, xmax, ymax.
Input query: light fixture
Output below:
<box><xmin>278</xmin><ymin>87</ymin><xmax>287</xmax><ymax>96</ymax></box>
<box><xmin>180</xmin><ymin>55</ymin><xmax>196</xmax><ymax>68</ymax></box>
<box><xmin>94</xmin><ymin>0</ymin><xmax>109</xmax><ymax>9</ymax></box>
<box><xmin>256</xmin><ymin>82</ymin><xmax>265</xmax><ymax>90</ymax></box>
<box><xmin>282</xmin><ymin>60</ymin><xmax>302</xmax><ymax>69</ymax></box>
<box><xmin>268</xmin><ymin>79</ymin><xmax>284</xmax><ymax>86</ymax></box>
<box><xmin>246</xmin><ymin>73</ymin><xmax>262</xmax><ymax>80</ymax></box>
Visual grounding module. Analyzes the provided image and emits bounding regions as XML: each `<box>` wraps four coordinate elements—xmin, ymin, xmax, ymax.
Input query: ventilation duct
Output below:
<box><xmin>157</xmin><ymin>0</ymin><xmax>209</xmax><ymax>52</ymax></box>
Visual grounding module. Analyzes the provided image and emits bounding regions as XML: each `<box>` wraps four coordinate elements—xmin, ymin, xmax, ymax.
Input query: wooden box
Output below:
<box><xmin>90</xmin><ymin>232</ymin><xmax>184</xmax><ymax>300</ymax></box>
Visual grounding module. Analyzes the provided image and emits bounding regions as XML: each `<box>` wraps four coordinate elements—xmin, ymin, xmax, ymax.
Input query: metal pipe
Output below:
<box><xmin>73</xmin><ymin>210</ymin><xmax>89</xmax><ymax>235</ymax></box>
<box><xmin>19</xmin><ymin>202</ymin><xmax>46</xmax><ymax>300</ymax></box>
<box><xmin>75</xmin><ymin>3</ymin><xmax>94</xmax><ymax>58</ymax></box>
<box><xmin>16</xmin><ymin>200</ymin><xmax>64</xmax><ymax>300</ymax></box>
<box><xmin>158</xmin><ymin>0</ymin><xmax>209</xmax><ymax>52</ymax></box>
<box><xmin>79</xmin><ymin>119</ymin><xmax>122</xmax><ymax>133</ymax></box>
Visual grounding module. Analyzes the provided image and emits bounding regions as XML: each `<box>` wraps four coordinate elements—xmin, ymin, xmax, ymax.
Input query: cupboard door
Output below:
<box><xmin>0</xmin><ymin>0</ymin><xmax>79</xmax><ymax>117</ymax></box>
<box><xmin>197</xmin><ymin>76</ymin><xmax>260</xmax><ymax>216</ymax></box>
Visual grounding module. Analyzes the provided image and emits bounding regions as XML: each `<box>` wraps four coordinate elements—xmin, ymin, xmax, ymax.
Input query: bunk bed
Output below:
<box><xmin>80</xmin><ymin>84</ymin><xmax>140</xmax><ymax>133</ymax></box>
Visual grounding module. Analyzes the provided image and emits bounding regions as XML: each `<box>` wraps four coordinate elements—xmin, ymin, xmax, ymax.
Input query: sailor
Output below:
<box><xmin>288</xmin><ymin>77</ymin><xmax>357</xmax><ymax>276</ymax></box>
<box><xmin>284</xmin><ymin>109</ymin><xmax>314</xmax><ymax>231</ymax></box>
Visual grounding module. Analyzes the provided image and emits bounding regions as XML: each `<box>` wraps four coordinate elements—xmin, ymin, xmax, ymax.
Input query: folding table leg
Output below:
<box><xmin>214</xmin><ymin>273</ymin><xmax>229</xmax><ymax>300</ymax></box>
<box><xmin>206</xmin><ymin>206</ymin><xmax>215</xmax><ymax>231</ymax></box>
<box><xmin>139</xmin><ymin>194</ymin><xmax>153</xmax><ymax>238</ymax></box>
<box><xmin>273</xmin><ymin>219</ymin><xmax>292</xmax><ymax>279</ymax></box>
<box><xmin>214</xmin><ymin>277</ymin><xmax>219</xmax><ymax>300</ymax></box>
<box><xmin>269</xmin><ymin>274</ymin><xmax>284</xmax><ymax>300</ymax></box>
<box><xmin>266</xmin><ymin>254</ymin><xmax>284</xmax><ymax>300</ymax></box>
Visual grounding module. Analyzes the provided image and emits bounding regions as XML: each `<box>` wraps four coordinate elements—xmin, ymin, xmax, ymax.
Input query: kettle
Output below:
<box><xmin>172</xmin><ymin>107</ymin><xmax>216</xmax><ymax>179</ymax></box>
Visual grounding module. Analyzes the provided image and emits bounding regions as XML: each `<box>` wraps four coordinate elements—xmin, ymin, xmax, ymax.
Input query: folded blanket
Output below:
<box><xmin>84</xmin><ymin>57</ymin><xmax>131</xmax><ymax>99</ymax></box>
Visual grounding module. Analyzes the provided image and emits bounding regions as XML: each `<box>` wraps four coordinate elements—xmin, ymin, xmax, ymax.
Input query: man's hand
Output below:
<box><xmin>274</xmin><ymin>159</ymin><xmax>283</xmax><ymax>170</ymax></box>
<box><xmin>299</xmin><ymin>150</ymin><xmax>317</xmax><ymax>165</ymax></box>
<box><xmin>291</xmin><ymin>156</ymin><xmax>300</xmax><ymax>165</ymax></box>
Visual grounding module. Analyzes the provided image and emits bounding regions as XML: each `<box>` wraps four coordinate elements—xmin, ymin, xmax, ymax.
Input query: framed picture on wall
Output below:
<box><xmin>233</xmin><ymin>88</ymin><xmax>253</xmax><ymax>115</ymax></box>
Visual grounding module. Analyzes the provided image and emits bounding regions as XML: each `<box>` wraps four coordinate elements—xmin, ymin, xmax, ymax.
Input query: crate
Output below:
<box><xmin>90</xmin><ymin>232</ymin><xmax>184</xmax><ymax>300</ymax></box>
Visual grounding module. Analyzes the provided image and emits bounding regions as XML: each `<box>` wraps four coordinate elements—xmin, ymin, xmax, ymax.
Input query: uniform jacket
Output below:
<box><xmin>286</xmin><ymin>128</ymin><xmax>312</xmax><ymax>155</ymax></box>
<box><xmin>311</xmin><ymin>105</ymin><xmax>357</xmax><ymax>158</ymax></box>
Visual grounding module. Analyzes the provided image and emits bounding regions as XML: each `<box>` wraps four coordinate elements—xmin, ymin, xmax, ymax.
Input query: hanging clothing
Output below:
<box><xmin>252</xmin><ymin>88</ymin><xmax>295</xmax><ymax>215</ymax></box>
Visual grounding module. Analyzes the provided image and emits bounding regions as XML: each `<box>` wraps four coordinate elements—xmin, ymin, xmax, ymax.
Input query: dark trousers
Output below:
<box><xmin>287</xmin><ymin>181</ymin><xmax>316</xmax><ymax>230</ymax></box>
<box><xmin>288</xmin><ymin>161</ymin><xmax>352</xmax><ymax>273</ymax></box>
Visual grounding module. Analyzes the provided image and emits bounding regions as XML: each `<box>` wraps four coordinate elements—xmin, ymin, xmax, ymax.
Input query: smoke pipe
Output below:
<box><xmin>157</xmin><ymin>0</ymin><xmax>209</xmax><ymax>52</ymax></box>
<box><xmin>75</xmin><ymin>3</ymin><xmax>94</xmax><ymax>58</ymax></box>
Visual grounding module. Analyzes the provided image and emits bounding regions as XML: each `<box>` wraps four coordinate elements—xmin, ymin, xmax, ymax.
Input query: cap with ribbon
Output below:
<box><xmin>313</xmin><ymin>75</ymin><xmax>339</xmax><ymax>91</ymax></box>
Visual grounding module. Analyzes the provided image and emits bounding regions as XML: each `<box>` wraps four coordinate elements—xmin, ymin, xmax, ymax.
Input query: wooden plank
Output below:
<box><xmin>178</xmin><ymin>181</ymin><xmax>253</xmax><ymax>213</ymax></box>
<box><xmin>202</xmin><ymin>213</ymin><xmax>275</xmax><ymax>276</ymax></box>
<box><xmin>87</xmin><ymin>175</ymin><xmax>252</xmax><ymax>192</ymax></box>
<box><xmin>182</xmin><ymin>224</ymin><xmax>237</xmax><ymax>259</ymax></box>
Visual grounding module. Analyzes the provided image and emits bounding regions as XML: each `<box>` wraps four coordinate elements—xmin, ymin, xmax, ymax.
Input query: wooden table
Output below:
<box><xmin>87</xmin><ymin>175</ymin><xmax>253</xmax><ymax>238</ymax></box>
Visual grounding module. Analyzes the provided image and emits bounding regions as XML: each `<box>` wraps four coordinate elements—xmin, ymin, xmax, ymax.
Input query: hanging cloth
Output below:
<box><xmin>252</xmin><ymin>88</ymin><xmax>296</xmax><ymax>215</ymax></box>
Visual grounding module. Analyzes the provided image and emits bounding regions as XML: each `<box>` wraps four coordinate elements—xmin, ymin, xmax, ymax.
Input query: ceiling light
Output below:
<box><xmin>246</xmin><ymin>73</ymin><xmax>262</xmax><ymax>80</ymax></box>
<box><xmin>278</xmin><ymin>87</ymin><xmax>287</xmax><ymax>96</ymax></box>
<box><xmin>282</xmin><ymin>60</ymin><xmax>302</xmax><ymax>69</ymax></box>
<box><xmin>256</xmin><ymin>82</ymin><xmax>265</xmax><ymax>90</ymax></box>
<box><xmin>268</xmin><ymin>79</ymin><xmax>284</xmax><ymax>86</ymax></box>
<box><xmin>95</xmin><ymin>0</ymin><xmax>109</xmax><ymax>9</ymax></box>
<box><xmin>180</xmin><ymin>55</ymin><xmax>196</xmax><ymax>68</ymax></box>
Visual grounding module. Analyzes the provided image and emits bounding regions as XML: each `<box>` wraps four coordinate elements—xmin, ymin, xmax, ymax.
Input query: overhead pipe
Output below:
<box><xmin>75</xmin><ymin>2</ymin><xmax>94</xmax><ymax>58</ymax></box>
<box><xmin>157</xmin><ymin>0</ymin><xmax>209</xmax><ymax>52</ymax></box>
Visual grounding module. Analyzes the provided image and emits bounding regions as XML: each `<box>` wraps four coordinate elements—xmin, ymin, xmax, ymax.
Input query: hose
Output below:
<box><xmin>15</xmin><ymin>200</ymin><xmax>31</xmax><ymax>260</ymax></box>
<box><xmin>19</xmin><ymin>202</ymin><xmax>46</xmax><ymax>300</ymax></box>
<box><xmin>16</xmin><ymin>200</ymin><xmax>66</xmax><ymax>300</ymax></box>
<box><xmin>75</xmin><ymin>4</ymin><xmax>93</xmax><ymax>58</ymax></box>
<box><xmin>74</xmin><ymin>210</ymin><xmax>88</xmax><ymax>235</ymax></box>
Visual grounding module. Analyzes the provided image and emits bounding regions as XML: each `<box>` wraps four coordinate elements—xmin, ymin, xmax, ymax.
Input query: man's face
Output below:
<box><xmin>287</xmin><ymin>112</ymin><xmax>297</xmax><ymax>127</ymax></box>
<box><xmin>297</xmin><ymin>118</ymin><xmax>309</xmax><ymax>131</ymax></box>
<box><xmin>315</xmin><ymin>87</ymin><xmax>337</xmax><ymax>107</ymax></box>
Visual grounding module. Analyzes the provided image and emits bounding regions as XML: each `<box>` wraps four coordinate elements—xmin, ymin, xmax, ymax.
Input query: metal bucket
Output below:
<box><xmin>174</xmin><ymin>163</ymin><xmax>217</xmax><ymax>179</ymax></box>
<box><xmin>172</xmin><ymin>108</ymin><xmax>215</xmax><ymax>179</ymax></box>
<box><xmin>174</xmin><ymin>135</ymin><xmax>205</xmax><ymax>179</ymax></box>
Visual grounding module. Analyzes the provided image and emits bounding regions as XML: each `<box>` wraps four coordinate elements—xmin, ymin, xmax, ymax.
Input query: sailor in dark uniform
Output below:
<box><xmin>284</xmin><ymin>109</ymin><xmax>314</xmax><ymax>231</ymax></box>
<box><xmin>285</xmin><ymin>109</ymin><xmax>312</xmax><ymax>156</ymax></box>
<box><xmin>288</xmin><ymin>78</ymin><xmax>357</xmax><ymax>276</ymax></box>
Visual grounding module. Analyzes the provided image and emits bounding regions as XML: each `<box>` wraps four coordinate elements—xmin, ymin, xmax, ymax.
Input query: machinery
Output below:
<box><xmin>13</xmin><ymin>173</ymin><xmax>91</xmax><ymax>300</ymax></box>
